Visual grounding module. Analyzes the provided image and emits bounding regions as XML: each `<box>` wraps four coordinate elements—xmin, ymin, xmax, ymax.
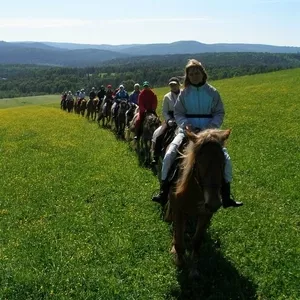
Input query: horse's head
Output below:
<box><xmin>119</xmin><ymin>100</ymin><xmax>128</xmax><ymax>113</ymax></box>
<box><xmin>144</xmin><ymin>112</ymin><xmax>161</xmax><ymax>136</ymax></box>
<box><xmin>176</xmin><ymin>128</ymin><xmax>231</xmax><ymax>213</ymax></box>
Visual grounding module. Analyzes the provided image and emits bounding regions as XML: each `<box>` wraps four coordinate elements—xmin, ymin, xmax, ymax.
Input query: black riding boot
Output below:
<box><xmin>221</xmin><ymin>181</ymin><xmax>243</xmax><ymax>208</ymax></box>
<box><xmin>152</xmin><ymin>180</ymin><xmax>170</xmax><ymax>206</ymax></box>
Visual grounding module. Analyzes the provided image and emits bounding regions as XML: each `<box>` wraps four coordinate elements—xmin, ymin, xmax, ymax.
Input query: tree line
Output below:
<box><xmin>1</xmin><ymin>52</ymin><xmax>300</xmax><ymax>99</ymax></box>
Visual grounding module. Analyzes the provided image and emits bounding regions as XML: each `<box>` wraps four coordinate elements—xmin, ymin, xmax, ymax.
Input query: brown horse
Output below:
<box><xmin>97</xmin><ymin>97</ymin><xmax>113</xmax><ymax>127</ymax></box>
<box><xmin>92</xmin><ymin>98</ymin><xmax>99</xmax><ymax>121</ymax></box>
<box><xmin>168</xmin><ymin>128</ymin><xmax>231</xmax><ymax>274</ymax></box>
<box><xmin>115</xmin><ymin>100</ymin><xmax>130</xmax><ymax>138</ymax></box>
<box><xmin>139</xmin><ymin>111</ymin><xmax>161</xmax><ymax>165</ymax></box>
<box><xmin>80</xmin><ymin>99</ymin><xmax>87</xmax><ymax>117</ymax></box>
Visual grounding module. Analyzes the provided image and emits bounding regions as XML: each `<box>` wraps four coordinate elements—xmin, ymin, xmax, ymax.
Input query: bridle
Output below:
<box><xmin>192</xmin><ymin>143</ymin><xmax>225</xmax><ymax>190</ymax></box>
<box><xmin>192</xmin><ymin>162</ymin><xmax>222</xmax><ymax>190</ymax></box>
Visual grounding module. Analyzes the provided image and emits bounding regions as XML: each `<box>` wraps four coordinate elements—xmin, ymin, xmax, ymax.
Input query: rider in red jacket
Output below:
<box><xmin>134</xmin><ymin>81</ymin><xmax>158</xmax><ymax>140</ymax></box>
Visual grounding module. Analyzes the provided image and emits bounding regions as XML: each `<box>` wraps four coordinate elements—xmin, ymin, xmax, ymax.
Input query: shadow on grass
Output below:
<box><xmin>126</xmin><ymin>138</ymin><xmax>156</xmax><ymax>171</ymax></box>
<box><xmin>166</xmin><ymin>232</ymin><xmax>257</xmax><ymax>300</ymax></box>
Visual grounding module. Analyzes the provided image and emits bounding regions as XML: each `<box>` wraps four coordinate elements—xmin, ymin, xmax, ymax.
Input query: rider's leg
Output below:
<box><xmin>222</xmin><ymin>148</ymin><xmax>243</xmax><ymax>208</ymax></box>
<box><xmin>151</xmin><ymin>125</ymin><xmax>162</xmax><ymax>164</ymax></box>
<box><xmin>152</xmin><ymin>132</ymin><xmax>185</xmax><ymax>205</ymax></box>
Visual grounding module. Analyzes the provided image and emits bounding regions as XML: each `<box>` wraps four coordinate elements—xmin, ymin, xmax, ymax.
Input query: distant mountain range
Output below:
<box><xmin>0</xmin><ymin>40</ymin><xmax>299</xmax><ymax>67</ymax></box>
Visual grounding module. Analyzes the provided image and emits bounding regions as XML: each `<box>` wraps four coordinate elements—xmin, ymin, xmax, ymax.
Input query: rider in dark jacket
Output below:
<box><xmin>89</xmin><ymin>87</ymin><xmax>96</xmax><ymax>100</ymax></box>
<box><xmin>115</xmin><ymin>85</ymin><xmax>129</xmax><ymax>101</ymax></box>
<box><xmin>97</xmin><ymin>85</ymin><xmax>106</xmax><ymax>100</ymax></box>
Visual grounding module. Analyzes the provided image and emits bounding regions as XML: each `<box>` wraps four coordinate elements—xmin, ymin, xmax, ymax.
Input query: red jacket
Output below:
<box><xmin>138</xmin><ymin>89</ymin><xmax>157</xmax><ymax>115</ymax></box>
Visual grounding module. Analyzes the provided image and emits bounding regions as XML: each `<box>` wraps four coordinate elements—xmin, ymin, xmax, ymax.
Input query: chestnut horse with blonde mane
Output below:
<box><xmin>168</xmin><ymin>128</ymin><xmax>231</xmax><ymax>274</ymax></box>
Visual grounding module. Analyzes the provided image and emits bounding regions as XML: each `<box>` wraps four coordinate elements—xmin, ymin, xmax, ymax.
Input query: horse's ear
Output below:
<box><xmin>185</xmin><ymin>127</ymin><xmax>198</xmax><ymax>143</ymax></box>
<box><xmin>222</xmin><ymin>129</ymin><xmax>231</xmax><ymax>140</ymax></box>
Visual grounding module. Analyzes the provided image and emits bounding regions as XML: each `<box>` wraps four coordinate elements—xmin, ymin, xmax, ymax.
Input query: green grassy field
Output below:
<box><xmin>0</xmin><ymin>95</ymin><xmax>59</xmax><ymax>109</ymax></box>
<box><xmin>0</xmin><ymin>69</ymin><xmax>299</xmax><ymax>299</ymax></box>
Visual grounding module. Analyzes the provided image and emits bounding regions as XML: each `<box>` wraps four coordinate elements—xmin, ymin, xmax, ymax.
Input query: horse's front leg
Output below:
<box><xmin>145</xmin><ymin>140</ymin><xmax>150</xmax><ymax>165</ymax></box>
<box><xmin>173</xmin><ymin>213</ymin><xmax>186</xmax><ymax>267</ymax></box>
<box><xmin>121</xmin><ymin>122</ymin><xmax>125</xmax><ymax>138</ymax></box>
<box><xmin>189</xmin><ymin>214</ymin><xmax>213</xmax><ymax>277</ymax></box>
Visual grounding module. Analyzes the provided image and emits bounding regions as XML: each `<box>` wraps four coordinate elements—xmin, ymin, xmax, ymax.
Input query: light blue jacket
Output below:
<box><xmin>174</xmin><ymin>83</ymin><xmax>225</xmax><ymax>130</ymax></box>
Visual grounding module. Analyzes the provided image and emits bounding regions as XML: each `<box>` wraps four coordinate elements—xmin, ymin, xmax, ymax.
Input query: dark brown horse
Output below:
<box><xmin>168</xmin><ymin>128</ymin><xmax>230</xmax><ymax>275</ymax></box>
<box><xmin>115</xmin><ymin>99</ymin><xmax>129</xmax><ymax>138</ymax></box>
<box><xmin>80</xmin><ymin>99</ymin><xmax>87</xmax><ymax>117</ymax></box>
<box><xmin>91</xmin><ymin>98</ymin><xmax>99</xmax><ymax>121</ymax></box>
<box><xmin>139</xmin><ymin>111</ymin><xmax>161</xmax><ymax>165</ymax></box>
<box><xmin>97</xmin><ymin>97</ymin><xmax>113</xmax><ymax>127</ymax></box>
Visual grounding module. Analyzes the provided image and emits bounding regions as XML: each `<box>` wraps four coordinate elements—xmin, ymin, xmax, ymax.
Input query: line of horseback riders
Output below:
<box><xmin>60</xmin><ymin>58</ymin><xmax>243</xmax><ymax>211</ymax></box>
<box><xmin>60</xmin><ymin>85</ymin><xmax>112</xmax><ymax>118</ymax></box>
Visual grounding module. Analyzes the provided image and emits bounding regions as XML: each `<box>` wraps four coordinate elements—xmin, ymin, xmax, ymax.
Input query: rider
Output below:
<box><xmin>79</xmin><ymin>89</ymin><xmax>85</xmax><ymax>101</ymax></box>
<box><xmin>105</xmin><ymin>85</ymin><xmax>114</xmax><ymax>101</ymax></box>
<box><xmin>151</xmin><ymin>77</ymin><xmax>181</xmax><ymax>164</ymax></box>
<box><xmin>152</xmin><ymin>59</ymin><xmax>243</xmax><ymax>209</ymax></box>
<box><xmin>112</xmin><ymin>85</ymin><xmax>129</xmax><ymax>117</ymax></box>
<box><xmin>115</xmin><ymin>84</ymin><xmax>129</xmax><ymax>102</ymax></box>
<box><xmin>129</xmin><ymin>83</ymin><xmax>140</xmax><ymax>105</ymax></box>
<box><xmin>97</xmin><ymin>85</ymin><xmax>106</xmax><ymax>111</ymax></box>
<box><xmin>97</xmin><ymin>85</ymin><xmax>106</xmax><ymax>100</ymax></box>
<box><xmin>66</xmin><ymin>90</ymin><xmax>73</xmax><ymax>100</ymax></box>
<box><xmin>125</xmin><ymin>83</ymin><xmax>140</xmax><ymax>127</ymax></box>
<box><xmin>89</xmin><ymin>87</ymin><xmax>96</xmax><ymax>100</ymax></box>
<box><xmin>134</xmin><ymin>81</ymin><xmax>158</xmax><ymax>140</ymax></box>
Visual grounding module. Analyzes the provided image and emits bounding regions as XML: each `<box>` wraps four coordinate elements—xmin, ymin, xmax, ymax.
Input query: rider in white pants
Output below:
<box><xmin>151</xmin><ymin>77</ymin><xmax>181</xmax><ymax>164</ymax></box>
<box><xmin>152</xmin><ymin>59</ymin><xmax>243</xmax><ymax>209</ymax></box>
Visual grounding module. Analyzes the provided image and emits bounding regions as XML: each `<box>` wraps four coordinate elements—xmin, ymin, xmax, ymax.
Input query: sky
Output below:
<box><xmin>1</xmin><ymin>0</ymin><xmax>300</xmax><ymax>46</ymax></box>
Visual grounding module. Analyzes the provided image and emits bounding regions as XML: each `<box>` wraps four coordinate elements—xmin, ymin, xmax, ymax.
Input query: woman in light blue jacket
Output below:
<box><xmin>152</xmin><ymin>59</ymin><xmax>243</xmax><ymax>209</ymax></box>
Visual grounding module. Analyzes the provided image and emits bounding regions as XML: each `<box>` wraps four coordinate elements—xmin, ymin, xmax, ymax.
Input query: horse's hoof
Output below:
<box><xmin>170</xmin><ymin>245</ymin><xmax>176</xmax><ymax>254</ymax></box>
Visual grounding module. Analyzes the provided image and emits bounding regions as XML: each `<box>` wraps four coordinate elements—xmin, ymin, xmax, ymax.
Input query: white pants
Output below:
<box><xmin>152</xmin><ymin>125</ymin><xmax>163</xmax><ymax>143</ymax></box>
<box><xmin>161</xmin><ymin>132</ymin><xmax>233</xmax><ymax>182</ymax></box>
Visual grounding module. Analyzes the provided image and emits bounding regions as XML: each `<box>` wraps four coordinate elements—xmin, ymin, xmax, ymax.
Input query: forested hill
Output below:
<box><xmin>1</xmin><ymin>40</ymin><xmax>300</xmax><ymax>67</ymax></box>
<box><xmin>1</xmin><ymin>52</ymin><xmax>300</xmax><ymax>98</ymax></box>
<box><xmin>0</xmin><ymin>41</ymin><xmax>129</xmax><ymax>66</ymax></box>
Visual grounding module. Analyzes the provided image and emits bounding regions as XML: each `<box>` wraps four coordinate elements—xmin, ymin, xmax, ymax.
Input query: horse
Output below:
<box><xmin>139</xmin><ymin>111</ymin><xmax>161</xmax><ymax>165</ymax></box>
<box><xmin>167</xmin><ymin>128</ymin><xmax>231</xmax><ymax>275</ymax></box>
<box><xmin>66</xmin><ymin>98</ymin><xmax>74</xmax><ymax>113</ymax></box>
<box><xmin>127</xmin><ymin>106</ymin><xmax>139</xmax><ymax>141</ymax></box>
<box><xmin>91</xmin><ymin>98</ymin><xmax>99</xmax><ymax>121</ymax></box>
<box><xmin>74</xmin><ymin>98</ymin><xmax>81</xmax><ymax>114</ymax></box>
<box><xmin>125</xmin><ymin>103</ymin><xmax>138</xmax><ymax>128</ymax></box>
<box><xmin>97</xmin><ymin>97</ymin><xmax>113</xmax><ymax>127</ymax></box>
<box><xmin>115</xmin><ymin>99</ymin><xmax>129</xmax><ymax>138</ymax></box>
<box><xmin>86</xmin><ymin>98</ymin><xmax>94</xmax><ymax>120</ymax></box>
<box><xmin>80</xmin><ymin>99</ymin><xmax>87</xmax><ymax>117</ymax></box>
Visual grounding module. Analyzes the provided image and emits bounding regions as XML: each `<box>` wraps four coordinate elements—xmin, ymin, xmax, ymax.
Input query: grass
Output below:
<box><xmin>0</xmin><ymin>68</ymin><xmax>300</xmax><ymax>299</ymax></box>
<box><xmin>0</xmin><ymin>95</ymin><xmax>59</xmax><ymax>109</ymax></box>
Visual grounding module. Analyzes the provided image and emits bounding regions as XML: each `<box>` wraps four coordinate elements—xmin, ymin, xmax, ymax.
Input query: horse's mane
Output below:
<box><xmin>175</xmin><ymin>129</ymin><xmax>226</xmax><ymax>197</ymax></box>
